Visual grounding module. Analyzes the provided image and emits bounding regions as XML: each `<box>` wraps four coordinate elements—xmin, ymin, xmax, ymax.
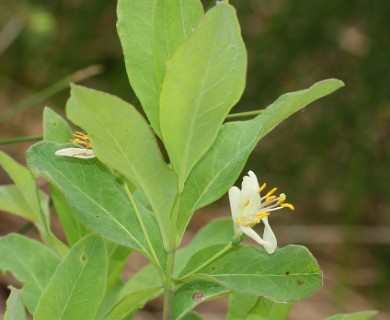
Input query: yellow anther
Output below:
<box><xmin>282</xmin><ymin>203</ymin><xmax>295</xmax><ymax>211</ymax></box>
<box><xmin>243</xmin><ymin>199</ymin><xmax>250</xmax><ymax>207</ymax></box>
<box><xmin>71</xmin><ymin>131</ymin><xmax>92</xmax><ymax>149</ymax></box>
<box><xmin>258</xmin><ymin>182</ymin><xmax>267</xmax><ymax>193</ymax></box>
<box><xmin>236</xmin><ymin>217</ymin><xmax>242</xmax><ymax>224</ymax></box>
<box><xmin>265</xmin><ymin>187</ymin><xmax>277</xmax><ymax>198</ymax></box>
<box><xmin>255</xmin><ymin>212</ymin><xmax>270</xmax><ymax>219</ymax></box>
<box><xmin>244</xmin><ymin>221</ymin><xmax>252</xmax><ymax>227</ymax></box>
<box><xmin>266</xmin><ymin>195</ymin><xmax>276</xmax><ymax>202</ymax></box>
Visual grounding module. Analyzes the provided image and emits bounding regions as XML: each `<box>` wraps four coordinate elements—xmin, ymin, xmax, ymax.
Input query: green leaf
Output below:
<box><xmin>227</xmin><ymin>293</ymin><xmax>291</xmax><ymax>320</ymax></box>
<box><xmin>181</xmin><ymin>245</ymin><xmax>322</xmax><ymax>302</ymax></box>
<box><xmin>27</xmin><ymin>141</ymin><xmax>165</xmax><ymax>266</ymax></box>
<box><xmin>34</xmin><ymin>234</ymin><xmax>107</xmax><ymax>320</ymax></box>
<box><xmin>172</xmin><ymin>281</ymin><xmax>229</xmax><ymax>320</ymax></box>
<box><xmin>174</xmin><ymin>218</ymin><xmax>233</xmax><ymax>275</ymax></box>
<box><xmin>324</xmin><ymin>311</ymin><xmax>378</xmax><ymax>320</ymax></box>
<box><xmin>181</xmin><ymin>312</ymin><xmax>203</xmax><ymax>320</ymax></box>
<box><xmin>66</xmin><ymin>85</ymin><xmax>177</xmax><ymax>242</ymax></box>
<box><xmin>0</xmin><ymin>234</ymin><xmax>60</xmax><ymax>313</ymax></box>
<box><xmin>43</xmin><ymin>107</ymin><xmax>73</xmax><ymax>143</ymax></box>
<box><xmin>103</xmin><ymin>287</ymin><xmax>162</xmax><ymax>320</ymax></box>
<box><xmin>0</xmin><ymin>151</ymin><xmax>47</xmax><ymax>225</ymax></box>
<box><xmin>104</xmin><ymin>263</ymin><xmax>162</xmax><ymax>319</ymax></box>
<box><xmin>4</xmin><ymin>287</ymin><xmax>27</xmax><ymax>320</ymax></box>
<box><xmin>117</xmin><ymin>0</ymin><xmax>203</xmax><ymax>136</ymax></box>
<box><xmin>0</xmin><ymin>184</ymin><xmax>44</xmax><ymax>221</ymax></box>
<box><xmin>152</xmin><ymin>0</ymin><xmax>204</xmax><ymax>88</ymax></box>
<box><xmin>160</xmin><ymin>3</ymin><xmax>247</xmax><ymax>186</ymax></box>
<box><xmin>50</xmin><ymin>184</ymin><xmax>90</xmax><ymax>246</ymax></box>
<box><xmin>177</xmin><ymin>78</ymin><xmax>345</xmax><ymax>238</ymax></box>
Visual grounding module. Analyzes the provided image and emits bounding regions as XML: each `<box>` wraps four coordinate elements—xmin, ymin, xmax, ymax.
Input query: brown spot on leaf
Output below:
<box><xmin>192</xmin><ymin>291</ymin><xmax>204</xmax><ymax>302</ymax></box>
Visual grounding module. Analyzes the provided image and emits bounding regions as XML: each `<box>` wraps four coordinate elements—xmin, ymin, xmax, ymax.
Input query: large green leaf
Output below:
<box><xmin>177</xmin><ymin>78</ymin><xmax>345</xmax><ymax>238</ymax></box>
<box><xmin>160</xmin><ymin>3</ymin><xmax>246</xmax><ymax>186</ymax></box>
<box><xmin>227</xmin><ymin>293</ymin><xmax>291</xmax><ymax>320</ymax></box>
<box><xmin>43</xmin><ymin>107</ymin><xmax>73</xmax><ymax>143</ymax></box>
<box><xmin>117</xmin><ymin>0</ymin><xmax>203</xmax><ymax>135</ymax></box>
<box><xmin>34</xmin><ymin>234</ymin><xmax>107</xmax><ymax>320</ymax></box>
<box><xmin>27</xmin><ymin>141</ymin><xmax>165</xmax><ymax>266</ymax></box>
<box><xmin>4</xmin><ymin>287</ymin><xmax>26</xmax><ymax>320</ymax></box>
<box><xmin>0</xmin><ymin>234</ymin><xmax>60</xmax><ymax>313</ymax></box>
<box><xmin>180</xmin><ymin>245</ymin><xmax>322</xmax><ymax>302</ymax></box>
<box><xmin>152</xmin><ymin>0</ymin><xmax>204</xmax><ymax>88</ymax></box>
<box><xmin>174</xmin><ymin>218</ymin><xmax>233</xmax><ymax>275</ymax></box>
<box><xmin>324</xmin><ymin>311</ymin><xmax>378</xmax><ymax>320</ymax></box>
<box><xmin>66</xmin><ymin>85</ymin><xmax>177</xmax><ymax>242</ymax></box>
<box><xmin>172</xmin><ymin>281</ymin><xmax>229</xmax><ymax>320</ymax></box>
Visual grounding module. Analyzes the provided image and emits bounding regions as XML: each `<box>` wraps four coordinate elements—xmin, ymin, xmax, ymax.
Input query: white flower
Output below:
<box><xmin>55</xmin><ymin>147</ymin><xmax>95</xmax><ymax>159</ymax></box>
<box><xmin>55</xmin><ymin>131</ymin><xmax>95</xmax><ymax>159</ymax></box>
<box><xmin>229</xmin><ymin>171</ymin><xmax>294</xmax><ymax>254</ymax></box>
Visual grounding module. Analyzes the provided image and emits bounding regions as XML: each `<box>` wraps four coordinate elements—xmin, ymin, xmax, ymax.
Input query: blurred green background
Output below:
<box><xmin>0</xmin><ymin>0</ymin><xmax>389</xmax><ymax>319</ymax></box>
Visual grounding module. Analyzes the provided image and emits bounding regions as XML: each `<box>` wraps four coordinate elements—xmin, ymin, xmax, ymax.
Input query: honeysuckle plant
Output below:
<box><xmin>0</xmin><ymin>1</ymin><xmax>378</xmax><ymax>319</ymax></box>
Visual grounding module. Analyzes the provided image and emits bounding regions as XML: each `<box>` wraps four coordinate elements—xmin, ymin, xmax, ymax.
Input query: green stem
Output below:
<box><xmin>0</xmin><ymin>135</ymin><xmax>42</xmax><ymax>145</ymax></box>
<box><xmin>162</xmin><ymin>249</ymin><xmax>176</xmax><ymax>320</ymax></box>
<box><xmin>225</xmin><ymin>109</ymin><xmax>264</xmax><ymax>119</ymax></box>
<box><xmin>124</xmin><ymin>182</ymin><xmax>162</xmax><ymax>272</ymax></box>
<box><xmin>0</xmin><ymin>65</ymin><xmax>103</xmax><ymax>124</ymax></box>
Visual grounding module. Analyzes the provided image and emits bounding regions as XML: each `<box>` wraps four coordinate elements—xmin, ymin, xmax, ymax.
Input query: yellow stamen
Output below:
<box><xmin>236</xmin><ymin>217</ymin><xmax>242</xmax><ymax>224</ymax></box>
<box><xmin>255</xmin><ymin>212</ymin><xmax>270</xmax><ymax>219</ymax></box>
<box><xmin>265</xmin><ymin>187</ymin><xmax>277</xmax><ymax>198</ymax></box>
<box><xmin>71</xmin><ymin>131</ymin><xmax>92</xmax><ymax>149</ymax></box>
<box><xmin>244</xmin><ymin>221</ymin><xmax>252</xmax><ymax>227</ymax></box>
<box><xmin>258</xmin><ymin>182</ymin><xmax>267</xmax><ymax>193</ymax></box>
<box><xmin>282</xmin><ymin>203</ymin><xmax>295</xmax><ymax>211</ymax></box>
<box><xmin>266</xmin><ymin>195</ymin><xmax>276</xmax><ymax>202</ymax></box>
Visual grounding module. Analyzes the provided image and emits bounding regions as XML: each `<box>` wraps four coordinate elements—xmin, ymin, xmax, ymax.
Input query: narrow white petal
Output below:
<box><xmin>242</xmin><ymin>170</ymin><xmax>260</xmax><ymax>191</ymax></box>
<box><xmin>240</xmin><ymin>226</ymin><xmax>270</xmax><ymax>246</ymax></box>
<box><xmin>262</xmin><ymin>217</ymin><xmax>277</xmax><ymax>254</ymax></box>
<box><xmin>55</xmin><ymin>148</ymin><xmax>95</xmax><ymax>159</ymax></box>
<box><xmin>228</xmin><ymin>186</ymin><xmax>242</xmax><ymax>221</ymax></box>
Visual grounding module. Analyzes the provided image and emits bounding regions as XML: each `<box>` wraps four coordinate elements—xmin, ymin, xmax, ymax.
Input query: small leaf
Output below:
<box><xmin>160</xmin><ymin>3</ymin><xmax>246</xmax><ymax>186</ymax></box>
<box><xmin>34</xmin><ymin>234</ymin><xmax>107</xmax><ymax>320</ymax></box>
<box><xmin>104</xmin><ymin>287</ymin><xmax>162</xmax><ymax>320</ymax></box>
<box><xmin>27</xmin><ymin>141</ymin><xmax>165</xmax><ymax>265</ymax></box>
<box><xmin>172</xmin><ymin>281</ymin><xmax>229</xmax><ymax>320</ymax></box>
<box><xmin>0</xmin><ymin>234</ymin><xmax>60</xmax><ymax>313</ymax></box>
<box><xmin>50</xmin><ymin>185</ymin><xmax>90</xmax><ymax>246</ymax></box>
<box><xmin>66</xmin><ymin>85</ymin><xmax>177</xmax><ymax>242</ymax></box>
<box><xmin>181</xmin><ymin>245</ymin><xmax>322</xmax><ymax>302</ymax></box>
<box><xmin>177</xmin><ymin>78</ymin><xmax>345</xmax><ymax>238</ymax></box>
<box><xmin>43</xmin><ymin>107</ymin><xmax>73</xmax><ymax>143</ymax></box>
<box><xmin>175</xmin><ymin>218</ymin><xmax>233</xmax><ymax>275</ymax></box>
<box><xmin>4</xmin><ymin>287</ymin><xmax>27</xmax><ymax>320</ymax></box>
<box><xmin>0</xmin><ymin>184</ymin><xmax>46</xmax><ymax>222</ymax></box>
<box><xmin>324</xmin><ymin>311</ymin><xmax>378</xmax><ymax>320</ymax></box>
<box><xmin>0</xmin><ymin>151</ymin><xmax>47</xmax><ymax>225</ymax></box>
<box><xmin>227</xmin><ymin>293</ymin><xmax>291</xmax><ymax>320</ymax></box>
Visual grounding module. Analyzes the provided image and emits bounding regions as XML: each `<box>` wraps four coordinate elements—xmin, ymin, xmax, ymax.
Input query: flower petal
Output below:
<box><xmin>228</xmin><ymin>186</ymin><xmax>242</xmax><ymax>221</ymax></box>
<box><xmin>240</xmin><ymin>225</ymin><xmax>270</xmax><ymax>247</ymax></box>
<box><xmin>55</xmin><ymin>148</ymin><xmax>95</xmax><ymax>159</ymax></box>
<box><xmin>262</xmin><ymin>216</ymin><xmax>277</xmax><ymax>254</ymax></box>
